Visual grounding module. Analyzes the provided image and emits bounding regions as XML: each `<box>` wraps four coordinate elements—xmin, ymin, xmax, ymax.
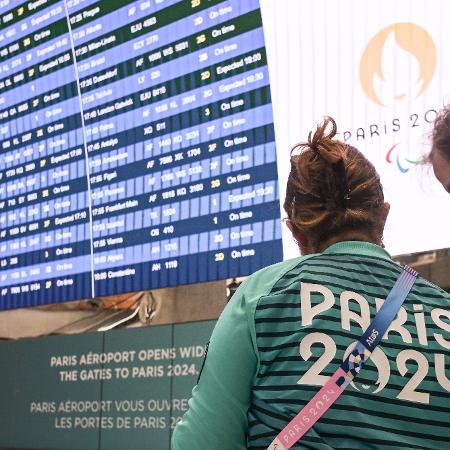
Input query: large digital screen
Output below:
<box><xmin>259</xmin><ymin>0</ymin><xmax>450</xmax><ymax>261</ymax></box>
<box><xmin>0</xmin><ymin>0</ymin><xmax>282</xmax><ymax>308</ymax></box>
<box><xmin>1</xmin><ymin>0</ymin><xmax>450</xmax><ymax>310</ymax></box>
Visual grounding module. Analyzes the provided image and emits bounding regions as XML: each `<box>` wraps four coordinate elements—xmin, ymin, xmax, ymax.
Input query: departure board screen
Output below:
<box><xmin>0</xmin><ymin>0</ymin><xmax>282</xmax><ymax>309</ymax></box>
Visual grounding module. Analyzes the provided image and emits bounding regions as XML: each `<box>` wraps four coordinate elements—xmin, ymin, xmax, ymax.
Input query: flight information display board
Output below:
<box><xmin>0</xmin><ymin>0</ymin><xmax>282</xmax><ymax>309</ymax></box>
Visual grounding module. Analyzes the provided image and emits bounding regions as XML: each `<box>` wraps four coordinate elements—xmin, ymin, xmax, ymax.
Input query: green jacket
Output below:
<box><xmin>172</xmin><ymin>241</ymin><xmax>450</xmax><ymax>449</ymax></box>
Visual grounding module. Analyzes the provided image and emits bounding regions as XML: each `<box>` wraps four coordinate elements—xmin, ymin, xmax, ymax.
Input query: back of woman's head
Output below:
<box><xmin>431</xmin><ymin>105</ymin><xmax>450</xmax><ymax>162</ymax></box>
<box><xmin>284</xmin><ymin>116</ymin><xmax>385</xmax><ymax>251</ymax></box>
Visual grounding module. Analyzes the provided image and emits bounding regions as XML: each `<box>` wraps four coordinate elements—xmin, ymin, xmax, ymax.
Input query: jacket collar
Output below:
<box><xmin>322</xmin><ymin>241</ymin><xmax>392</xmax><ymax>261</ymax></box>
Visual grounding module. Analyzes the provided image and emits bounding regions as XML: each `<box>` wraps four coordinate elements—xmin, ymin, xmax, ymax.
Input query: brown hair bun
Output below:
<box><xmin>284</xmin><ymin>116</ymin><xmax>385</xmax><ymax>250</ymax></box>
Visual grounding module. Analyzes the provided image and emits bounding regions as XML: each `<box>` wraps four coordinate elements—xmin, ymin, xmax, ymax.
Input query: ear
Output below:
<box><xmin>286</xmin><ymin>220</ymin><xmax>309</xmax><ymax>255</ymax></box>
<box><xmin>381</xmin><ymin>202</ymin><xmax>390</xmax><ymax>227</ymax></box>
<box><xmin>375</xmin><ymin>202</ymin><xmax>390</xmax><ymax>246</ymax></box>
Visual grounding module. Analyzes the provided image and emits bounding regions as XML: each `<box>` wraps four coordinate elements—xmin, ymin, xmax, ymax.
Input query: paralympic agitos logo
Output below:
<box><xmin>359</xmin><ymin>23</ymin><xmax>437</xmax><ymax>107</ymax></box>
<box><xmin>385</xmin><ymin>143</ymin><xmax>420</xmax><ymax>173</ymax></box>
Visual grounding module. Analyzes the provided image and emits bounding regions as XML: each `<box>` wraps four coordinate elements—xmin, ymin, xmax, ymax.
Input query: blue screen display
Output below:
<box><xmin>0</xmin><ymin>0</ymin><xmax>282</xmax><ymax>308</ymax></box>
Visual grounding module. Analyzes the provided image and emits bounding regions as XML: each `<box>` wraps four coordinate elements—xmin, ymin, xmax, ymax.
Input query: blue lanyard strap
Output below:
<box><xmin>339</xmin><ymin>265</ymin><xmax>418</xmax><ymax>385</ymax></box>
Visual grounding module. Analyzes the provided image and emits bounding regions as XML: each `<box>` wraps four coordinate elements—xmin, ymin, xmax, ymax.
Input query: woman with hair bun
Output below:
<box><xmin>283</xmin><ymin>117</ymin><xmax>389</xmax><ymax>255</ymax></box>
<box><xmin>172</xmin><ymin>117</ymin><xmax>450</xmax><ymax>450</ymax></box>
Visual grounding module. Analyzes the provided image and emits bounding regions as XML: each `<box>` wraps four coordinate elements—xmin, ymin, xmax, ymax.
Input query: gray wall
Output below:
<box><xmin>0</xmin><ymin>280</ymin><xmax>228</xmax><ymax>340</ymax></box>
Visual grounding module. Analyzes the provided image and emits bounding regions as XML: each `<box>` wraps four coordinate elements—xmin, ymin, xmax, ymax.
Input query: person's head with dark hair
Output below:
<box><xmin>429</xmin><ymin>105</ymin><xmax>450</xmax><ymax>193</ymax></box>
<box><xmin>284</xmin><ymin>116</ymin><xmax>389</xmax><ymax>255</ymax></box>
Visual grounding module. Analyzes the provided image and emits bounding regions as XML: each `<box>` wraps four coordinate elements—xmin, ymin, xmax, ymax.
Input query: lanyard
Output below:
<box><xmin>266</xmin><ymin>265</ymin><xmax>418</xmax><ymax>450</ymax></box>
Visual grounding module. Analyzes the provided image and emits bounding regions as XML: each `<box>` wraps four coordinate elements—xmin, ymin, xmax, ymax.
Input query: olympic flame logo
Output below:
<box><xmin>360</xmin><ymin>23</ymin><xmax>436</xmax><ymax>106</ymax></box>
